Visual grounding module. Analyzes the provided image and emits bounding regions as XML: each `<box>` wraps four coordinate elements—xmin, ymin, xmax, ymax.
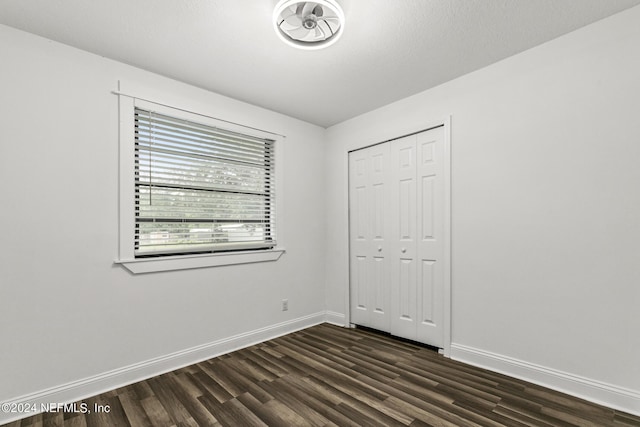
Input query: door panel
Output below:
<box><xmin>368</xmin><ymin>143</ymin><xmax>391</xmax><ymax>332</ymax></box>
<box><xmin>355</xmin><ymin>187</ymin><xmax>367</xmax><ymax>239</ymax></box>
<box><xmin>373</xmin><ymin>256</ymin><xmax>386</xmax><ymax>313</ymax></box>
<box><xmin>348</xmin><ymin>143</ymin><xmax>391</xmax><ymax>331</ymax></box>
<box><xmin>398</xmin><ymin>258</ymin><xmax>416</xmax><ymax>320</ymax></box>
<box><xmin>416</xmin><ymin>127</ymin><xmax>445</xmax><ymax>346</ymax></box>
<box><xmin>390</xmin><ymin>135</ymin><xmax>418</xmax><ymax>340</ymax></box>
<box><xmin>354</xmin><ymin>256</ymin><xmax>368</xmax><ymax>311</ymax></box>
<box><xmin>420</xmin><ymin>260</ymin><xmax>436</xmax><ymax>325</ymax></box>
<box><xmin>372</xmin><ymin>184</ymin><xmax>385</xmax><ymax>238</ymax></box>
<box><xmin>349</xmin><ymin>149</ymin><xmax>370</xmax><ymax>326</ymax></box>
<box><xmin>399</xmin><ymin>179</ymin><xmax>415</xmax><ymax>240</ymax></box>
<box><xmin>421</xmin><ymin>176</ymin><xmax>435</xmax><ymax>240</ymax></box>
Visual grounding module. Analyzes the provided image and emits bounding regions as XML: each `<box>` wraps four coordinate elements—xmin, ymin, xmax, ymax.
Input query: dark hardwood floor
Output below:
<box><xmin>4</xmin><ymin>323</ymin><xmax>640</xmax><ymax>426</ymax></box>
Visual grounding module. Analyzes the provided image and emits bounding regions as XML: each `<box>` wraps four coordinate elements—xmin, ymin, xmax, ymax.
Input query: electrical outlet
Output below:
<box><xmin>282</xmin><ymin>299</ymin><xmax>288</xmax><ymax>311</ymax></box>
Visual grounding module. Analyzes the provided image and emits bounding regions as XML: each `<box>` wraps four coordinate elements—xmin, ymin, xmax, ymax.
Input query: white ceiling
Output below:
<box><xmin>1</xmin><ymin>0</ymin><xmax>639</xmax><ymax>127</ymax></box>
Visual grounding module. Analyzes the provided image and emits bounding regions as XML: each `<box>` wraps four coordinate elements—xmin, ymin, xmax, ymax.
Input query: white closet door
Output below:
<box><xmin>348</xmin><ymin>143</ymin><xmax>391</xmax><ymax>331</ymax></box>
<box><xmin>389</xmin><ymin>126</ymin><xmax>445</xmax><ymax>347</ymax></box>
<box><xmin>349</xmin><ymin>125</ymin><xmax>446</xmax><ymax>349</ymax></box>
<box><xmin>416</xmin><ymin>126</ymin><xmax>445</xmax><ymax>347</ymax></box>
<box><xmin>389</xmin><ymin>135</ymin><xmax>419</xmax><ymax>340</ymax></box>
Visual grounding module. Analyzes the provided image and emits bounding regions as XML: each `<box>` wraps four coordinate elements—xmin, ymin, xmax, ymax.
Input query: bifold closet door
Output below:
<box><xmin>349</xmin><ymin>125</ymin><xmax>445</xmax><ymax>348</ymax></box>
<box><xmin>389</xmin><ymin>134</ymin><xmax>418</xmax><ymax>341</ymax></box>
<box><xmin>348</xmin><ymin>143</ymin><xmax>391</xmax><ymax>332</ymax></box>
<box><xmin>390</xmin><ymin>127</ymin><xmax>445</xmax><ymax>347</ymax></box>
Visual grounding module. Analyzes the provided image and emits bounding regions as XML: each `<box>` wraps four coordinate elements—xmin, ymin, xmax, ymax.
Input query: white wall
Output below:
<box><xmin>0</xmin><ymin>24</ymin><xmax>326</xmax><ymax>413</ymax></box>
<box><xmin>325</xmin><ymin>5</ymin><xmax>640</xmax><ymax>414</ymax></box>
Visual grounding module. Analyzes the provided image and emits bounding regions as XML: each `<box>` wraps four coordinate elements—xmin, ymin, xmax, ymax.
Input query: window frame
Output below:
<box><xmin>116</xmin><ymin>96</ymin><xmax>285</xmax><ymax>274</ymax></box>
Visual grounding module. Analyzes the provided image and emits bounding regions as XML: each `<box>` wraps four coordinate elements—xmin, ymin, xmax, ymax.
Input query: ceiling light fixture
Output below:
<box><xmin>273</xmin><ymin>0</ymin><xmax>345</xmax><ymax>50</ymax></box>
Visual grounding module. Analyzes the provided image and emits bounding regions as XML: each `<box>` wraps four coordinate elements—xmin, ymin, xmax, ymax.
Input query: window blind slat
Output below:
<box><xmin>136</xmin><ymin>134</ymin><xmax>271</xmax><ymax>166</ymax></box>
<box><xmin>135</xmin><ymin>112</ymin><xmax>271</xmax><ymax>145</ymax></box>
<box><xmin>136</xmin><ymin>155</ymin><xmax>271</xmax><ymax>192</ymax></box>
<box><xmin>135</xmin><ymin>116</ymin><xmax>272</xmax><ymax>162</ymax></box>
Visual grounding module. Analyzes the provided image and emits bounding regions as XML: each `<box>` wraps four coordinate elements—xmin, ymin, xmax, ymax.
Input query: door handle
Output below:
<box><xmin>401</xmin><ymin>247</ymin><xmax>406</xmax><ymax>253</ymax></box>
<box><xmin>377</xmin><ymin>246</ymin><xmax>382</xmax><ymax>252</ymax></box>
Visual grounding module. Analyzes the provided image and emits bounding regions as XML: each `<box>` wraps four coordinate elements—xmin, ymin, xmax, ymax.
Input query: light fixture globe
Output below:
<box><xmin>273</xmin><ymin>0</ymin><xmax>345</xmax><ymax>50</ymax></box>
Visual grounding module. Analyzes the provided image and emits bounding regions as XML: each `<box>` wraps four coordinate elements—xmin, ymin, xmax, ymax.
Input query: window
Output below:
<box><xmin>134</xmin><ymin>108</ymin><xmax>276</xmax><ymax>257</ymax></box>
<box><xmin>117</xmin><ymin>95</ymin><xmax>284</xmax><ymax>273</ymax></box>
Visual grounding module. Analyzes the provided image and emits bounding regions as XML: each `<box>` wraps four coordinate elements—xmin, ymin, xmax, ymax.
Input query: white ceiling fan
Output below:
<box><xmin>273</xmin><ymin>0</ymin><xmax>345</xmax><ymax>50</ymax></box>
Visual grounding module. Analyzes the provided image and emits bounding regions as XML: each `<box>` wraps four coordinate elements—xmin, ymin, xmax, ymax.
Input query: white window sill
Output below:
<box><xmin>115</xmin><ymin>248</ymin><xmax>285</xmax><ymax>274</ymax></box>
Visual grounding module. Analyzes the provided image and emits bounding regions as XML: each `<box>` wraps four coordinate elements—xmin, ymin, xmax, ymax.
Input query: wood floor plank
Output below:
<box><xmin>389</xmin><ymin>376</ymin><xmax>455</xmax><ymax>407</ymax></box>
<box><xmin>211</xmin><ymin>358</ymin><xmax>275</xmax><ymax>405</ymax></box>
<box><xmin>277</xmin><ymin>375</ymin><xmax>362</xmax><ymax>427</ymax></box>
<box><xmin>6</xmin><ymin>324</ymin><xmax>640</xmax><ymax>427</ymax></box>
<box><xmin>64</xmin><ymin>415</ymin><xmax>86</xmax><ymax>427</ymax></box>
<box><xmin>165</xmin><ymin>374</ymin><xmax>219</xmax><ymax>427</ymax></box>
<box><xmin>189</xmin><ymin>369</ymin><xmax>233</xmax><ymax>404</ymax></box>
<box><xmin>275</xmin><ymin>337</ymin><xmax>358</xmax><ymax>380</ymax></box>
<box><xmin>41</xmin><ymin>410</ymin><xmax>63</xmax><ymax>427</ymax></box>
<box><xmin>312</xmin><ymin>374</ymin><xmax>411</xmax><ymax>426</ymax></box>
<box><xmin>200</xmin><ymin>360</ymin><xmax>246</xmax><ymax>398</ymax></box>
<box><xmin>333</xmin><ymin>401</ymin><xmax>398</xmax><ymax>427</ymax></box>
<box><xmin>244</xmin><ymin>348</ymin><xmax>290</xmax><ymax>376</ymax></box>
<box><xmin>246</xmin><ymin>347</ymin><xmax>303</xmax><ymax>377</ymax></box>
<box><xmin>139</xmin><ymin>396</ymin><xmax>174</xmax><ymax>427</ymax></box>
<box><xmin>199</xmin><ymin>395</ymin><xmax>267</xmax><ymax>427</ymax></box>
<box><xmin>383</xmin><ymin>395</ymin><xmax>470</xmax><ymax>427</ymax></box>
<box><xmin>497</xmin><ymin>394</ymin><xmax>577</xmax><ymax>427</ymax></box>
<box><xmin>238</xmin><ymin>393</ymin><xmax>314</xmax><ymax>427</ymax></box>
<box><xmin>117</xmin><ymin>390</ymin><xmax>154</xmax><ymax>427</ymax></box>
<box><xmin>20</xmin><ymin>413</ymin><xmax>43</xmax><ymax>427</ymax></box>
<box><xmin>337</xmin><ymin>347</ymin><xmax>404</xmax><ymax>382</ymax></box>
<box><xmin>492</xmin><ymin>403</ymin><xmax>570</xmax><ymax>427</ymax></box>
<box><xmin>235</xmin><ymin>356</ymin><xmax>280</xmax><ymax>382</ymax></box>
<box><xmin>145</xmin><ymin>377</ymin><xmax>195</xmax><ymax>427</ymax></box>
<box><xmin>615</xmin><ymin>411</ymin><xmax>640</xmax><ymax>426</ymax></box>
<box><xmin>130</xmin><ymin>382</ymin><xmax>154</xmax><ymax>401</ymax></box>
<box><xmin>361</xmin><ymin>375</ymin><xmax>497</xmax><ymax>427</ymax></box>
<box><xmin>250</xmin><ymin>378</ymin><xmax>330</xmax><ymax>427</ymax></box>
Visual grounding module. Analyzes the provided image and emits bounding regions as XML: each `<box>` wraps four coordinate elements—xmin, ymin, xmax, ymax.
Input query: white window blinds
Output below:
<box><xmin>134</xmin><ymin>108</ymin><xmax>276</xmax><ymax>256</ymax></box>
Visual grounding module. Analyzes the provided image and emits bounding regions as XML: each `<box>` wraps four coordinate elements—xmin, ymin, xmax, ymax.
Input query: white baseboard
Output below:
<box><xmin>324</xmin><ymin>310</ymin><xmax>347</xmax><ymax>326</ymax></box>
<box><xmin>450</xmin><ymin>343</ymin><xmax>640</xmax><ymax>417</ymax></box>
<box><xmin>0</xmin><ymin>311</ymin><xmax>328</xmax><ymax>425</ymax></box>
